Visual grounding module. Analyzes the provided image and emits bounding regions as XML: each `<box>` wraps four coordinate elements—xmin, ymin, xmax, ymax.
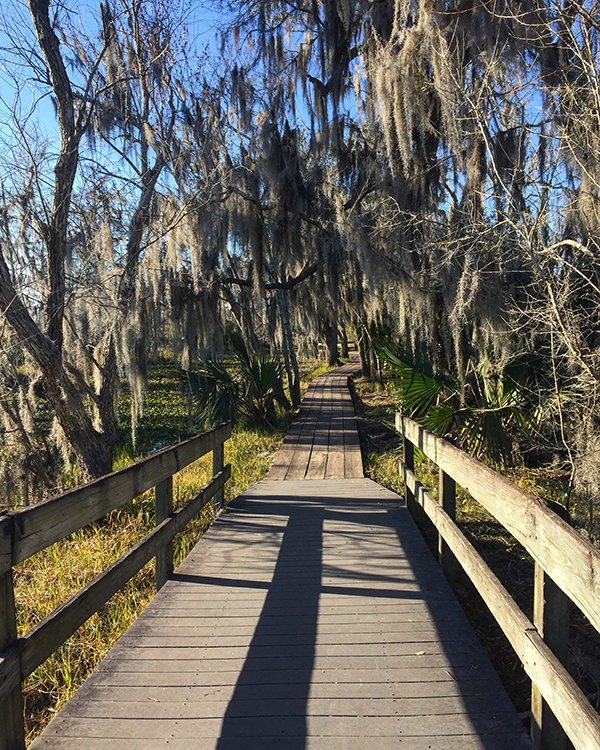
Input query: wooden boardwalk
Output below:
<box><xmin>30</xmin><ymin>364</ymin><xmax>533</xmax><ymax>750</ymax></box>
<box><xmin>266</xmin><ymin>361</ymin><xmax>363</xmax><ymax>481</ymax></box>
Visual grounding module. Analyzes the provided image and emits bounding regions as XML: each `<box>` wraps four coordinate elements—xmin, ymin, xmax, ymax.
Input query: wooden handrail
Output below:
<box><xmin>0</xmin><ymin>422</ymin><xmax>232</xmax><ymax>750</ymax></box>
<box><xmin>396</xmin><ymin>413</ymin><xmax>600</xmax><ymax>750</ymax></box>
<box><xmin>0</xmin><ymin>422</ymin><xmax>231</xmax><ymax>574</ymax></box>
<box><xmin>396</xmin><ymin>414</ymin><xmax>600</xmax><ymax>633</ymax></box>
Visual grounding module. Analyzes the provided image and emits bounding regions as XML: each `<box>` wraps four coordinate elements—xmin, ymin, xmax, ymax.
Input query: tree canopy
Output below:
<box><xmin>1</xmin><ymin>0</ymin><xmax>600</xmax><ymax>511</ymax></box>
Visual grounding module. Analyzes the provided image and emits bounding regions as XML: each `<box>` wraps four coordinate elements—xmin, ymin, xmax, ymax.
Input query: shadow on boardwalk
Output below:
<box><xmin>215</xmin><ymin>506</ymin><xmax>323</xmax><ymax>749</ymax></box>
<box><xmin>210</xmin><ymin>487</ymin><xmax>530</xmax><ymax>750</ymax></box>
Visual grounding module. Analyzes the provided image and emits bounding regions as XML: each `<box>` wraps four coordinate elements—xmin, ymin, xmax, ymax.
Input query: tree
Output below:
<box><xmin>0</xmin><ymin>0</ymin><xmax>226</xmax><ymax>495</ymax></box>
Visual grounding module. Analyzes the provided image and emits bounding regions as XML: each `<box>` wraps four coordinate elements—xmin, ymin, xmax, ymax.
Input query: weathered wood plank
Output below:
<box><xmin>324</xmin><ymin>449</ymin><xmax>345</xmax><ymax>479</ymax></box>
<box><xmin>30</xmin><ymin>713</ymin><xmax>525</xmax><ymax>738</ymax></box>
<box><xmin>305</xmin><ymin>450</ymin><xmax>328</xmax><ymax>480</ymax></box>
<box><xmin>439</xmin><ymin>467</ymin><xmax>458</xmax><ymax>586</ymax></box>
<box><xmin>266</xmin><ymin>380</ymin><xmax>325</xmax><ymax>480</ymax></box>
<box><xmin>56</xmin><ymin>694</ymin><xmax>519</xmax><ymax>720</ymax></box>
<box><xmin>397</xmin><ymin>413</ymin><xmax>600</xmax><ymax>636</ymax></box>
<box><xmin>212</xmin><ymin>440</ymin><xmax>225</xmax><ymax>509</ymax></box>
<box><xmin>114</xmin><ymin>636</ymin><xmax>479</xmax><ymax>654</ymax></box>
<box><xmin>531</xmin><ymin>561</ymin><xmax>570</xmax><ymax>750</ymax></box>
<box><xmin>69</xmin><ymin>677</ymin><xmax>493</xmax><ymax>702</ymax></box>
<box><xmin>30</xmin><ymin>735</ymin><xmax>531</xmax><ymax>750</ymax></box>
<box><xmin>94</xmin><ymin>651</ymin><xmax>490</xmax><ymax>672</ymax></box>
<box><xmin>0</xmin><ymin>516</ymin><xmax>11</xmax><ymax>576</ymax></box>
<box><xmin>2</xmin><ymin>422</ymin><xmax>231</xmax><ymax>573</ymax></box>
<box><xmin>85</xmin><ymin>664</ymin><xmax>505</xmax><ymax>686</ymax></box>
<box><xmin>286</xmin><ymin>379</ymin><xmax>335</xmax><ymax>480</ymax></box>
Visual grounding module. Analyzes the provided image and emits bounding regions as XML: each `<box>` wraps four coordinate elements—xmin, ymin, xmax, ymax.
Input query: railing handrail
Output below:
<box><xmin>396</xmin><ymin>412</ymin><xmax>600</xmax><ymax>750</ymax></box>
<box><xmin>396</xmin><ymin>413</ymin><xmax>600</xmax><ymax>632</ymax></box>
<box><xmin>0</xmin><ymin>422</ymin><xmax>232</xmax><ymax>574</ymax></box>
<box><xmin>0</xmin><ymin>422</ymin><xmax>232</xmax><ymax>750</ymax></box>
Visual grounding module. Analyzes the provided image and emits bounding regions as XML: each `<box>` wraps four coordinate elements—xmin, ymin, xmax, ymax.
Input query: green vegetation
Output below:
<box><xmin>184</xmin><ymin>332</ymin><xmax>290</xmax><ymax>428</ymax></box>
<box><xmin>373</xmin><ymin>333</ymin><xmax>537</xmax><ymax>467</ymax></box>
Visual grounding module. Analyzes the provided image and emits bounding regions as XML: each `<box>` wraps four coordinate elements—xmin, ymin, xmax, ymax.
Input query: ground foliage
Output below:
<box><xmin>183</xmin><ymin>330</ymin><xmax>291</xmax><ymax>428</ymax></box>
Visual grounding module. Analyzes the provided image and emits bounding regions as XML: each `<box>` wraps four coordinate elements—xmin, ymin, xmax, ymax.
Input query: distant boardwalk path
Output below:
<box><xmin>30</xmin><ymin>362</ymin><xmax>532</xmax><ymax>749</ymax></box>
<box><xmin>266</xmin><ymin>359</ymin><xmax>363</xmax><ymax>481</ymax></box>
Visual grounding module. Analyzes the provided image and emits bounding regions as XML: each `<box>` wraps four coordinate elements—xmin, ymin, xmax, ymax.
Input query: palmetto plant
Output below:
<box><xmin>183</xmin><ymin>332</ymin><xmax>290</xmax><ymax>428</ymax></box>
<box><xmin>373</xmin><ymin>335</ymin><xmax>534</xmax><ymax>465</ymax></box>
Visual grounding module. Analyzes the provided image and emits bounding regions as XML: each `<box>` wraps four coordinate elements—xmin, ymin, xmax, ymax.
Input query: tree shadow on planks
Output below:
<box><xmin>215</xmin><ymin>506</ymin><xmax>324</xmax><ymax>750</ymax></box>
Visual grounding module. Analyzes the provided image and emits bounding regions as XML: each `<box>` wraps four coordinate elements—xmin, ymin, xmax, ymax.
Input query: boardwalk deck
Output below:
<box><xmin>31</xmin><ymin>479</ymin><xmax>532</xmax><ymax>749</ymax></box>
<box><xmin>29</xmin><ymin>362</ymin><xmax>533</xmax><ymax>749</ymax></box>
<box><xmin>266</xmin><ymin>360</ymin><xmax>363</xmax><ymax>481</ymax></box>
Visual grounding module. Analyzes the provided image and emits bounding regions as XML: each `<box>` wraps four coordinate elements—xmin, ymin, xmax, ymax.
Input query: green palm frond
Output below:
<box><xmin>240</xmin><ymin>353</ymin><xmax>290</xmax><ymax>426</ymax></box>
<box><xmin>370</xmin><ymin>330</ymin><xmax>539</xmax><ymax>466</ymax></box>
<box><xmin>183</xmin><ymin>336</ymin><xmax>291</xmax><ymax>429</ymax></box>
<box><xmin>374</xmin><ymin>337</ymin><xmax>446</xmax><ymax>419</ymax></box>
<box><xmin>184</xmin><ymin>359</ymin><xmax>240</xmax><ymax>427</ymax></box>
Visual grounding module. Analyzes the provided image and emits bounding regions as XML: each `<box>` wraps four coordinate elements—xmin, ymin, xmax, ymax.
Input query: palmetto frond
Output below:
<box><xmin>373</xmin><ymin>337</ymin><xmax>447</xmax><ymax>419</ymax></box>
<box><xmin>373</xmin><ymin>333</ymin><xmax>537</xmax><ymax>466</ymax></box>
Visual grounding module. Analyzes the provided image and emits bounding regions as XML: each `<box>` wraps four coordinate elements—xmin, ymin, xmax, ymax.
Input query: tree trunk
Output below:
<box><xmin>324</xmin><ymin>319</ymin><xmax>339</xmax><ymax>367</ymax></box>
<box><xmin>358</xmin><ymin>332</ymin><xmax>371</xmax><ymax>377</ymax></box>
<box><xmin>340</xmin><ymin>326</ymin><xmax>349</xmax><ymax>358</ymax></box>
<box><xmin>29</xmin><ymin>0</ymin><xmax>83</xmax><ymax>351</ymax></box>
<box><xmin>277</xmin><ymin>290</ymin><xmax>301</xmax><ymax>407</ymax></box>
<box><xmin>0</xmin><ymin>250</ymin><xmax>115</xmax><ymax>478</ymax></box>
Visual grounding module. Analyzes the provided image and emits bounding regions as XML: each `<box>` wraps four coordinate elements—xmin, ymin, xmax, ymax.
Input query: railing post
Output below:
<box><xmin>531</xmin><ymin>561</ymin><xmax>569</xmax><ymax>750</ymax></box>
<box><xmin>396</xmin><ymin>414</ymin><xmax>416</xmax><ymax>515</ymax></box>
<box><xmin>213</xmin><ymin>441</ymin><xmax>224</xmax><ymax>512</ymax></box>
<box><xmin>154</xmin><ymin>476</ymin><xmax>173</xmax><ymax>590</ymax></box>
<box><xmin>0</xmin><ymin>549</ymin><xmax>25</xmax><ymax>750</ymax></box>
<box><xmin>439</xmin><ymin>468</ymin><xmax>458</xmax><ymax>587</ymax></box>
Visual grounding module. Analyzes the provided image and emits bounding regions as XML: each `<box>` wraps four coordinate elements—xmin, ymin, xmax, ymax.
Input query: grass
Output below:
<box><xmin>352</xmin><ymin>375</ymin><xmax>600</xmax><ymax>727</ymax></box>
<box><xmin>14</xmin><ymin>361</ymin><xmax>290</xmax><ymax>744</ymax></box>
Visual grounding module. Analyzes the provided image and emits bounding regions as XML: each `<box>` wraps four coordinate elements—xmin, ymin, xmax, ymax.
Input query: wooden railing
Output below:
<box><xmin>396</xmin><ymin>413</ymin><xmax>600</xmax><ymax>750</ymax></box>
<box><xmin>0</xmin><ymin>422</ymin><xmax>232</xmax><ymax>750</ymax></box>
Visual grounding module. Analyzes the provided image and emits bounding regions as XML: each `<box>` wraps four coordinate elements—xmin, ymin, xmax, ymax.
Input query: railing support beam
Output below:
<box><xmin>0</xmin><ymin>558</ymin><xmax>25</xmax><ymax>750</ymax></box>
<box><xmin>213</xmin><ymin>443</ymin><xmax>225</xmax><ymax>511</ymax></box>
<box><xmin>397</xmin><ymin>414</ymin><xmax>416</xmax><ymax>515</ymax></box>
<box><xmin>155</xmin><ymin>476</ymin><xmax>174</xmax><ymax>590</ymax></box>
<box><xmin>439</xmin><ymin>468</ymin><xmax>458</xmax><ymax>588</ymax></box>
<box><xmin>532</xmin><ymin>562</ymin><xmax>570</xmax><ymax>750</ymax></box>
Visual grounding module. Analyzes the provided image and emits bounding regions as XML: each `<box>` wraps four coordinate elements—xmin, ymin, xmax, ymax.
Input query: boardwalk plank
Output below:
<box><xmin>73</xmin><ymin>679</ymin><xmax>496</xmax><ymax>701</ymax></box>
<box><xmin>32</xmin><ymin>736</ymin><xmax>531</xmax><ymax>750</ymax></box>
<box><xmin>59</xmin><ymin>694</ymin><xmax>520</xmax><ymax>719</ymax></box>
<box><xmin>35</xmin><ymin>713</ymin><xmax>525</xmax><ymax>738</ymax></box>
